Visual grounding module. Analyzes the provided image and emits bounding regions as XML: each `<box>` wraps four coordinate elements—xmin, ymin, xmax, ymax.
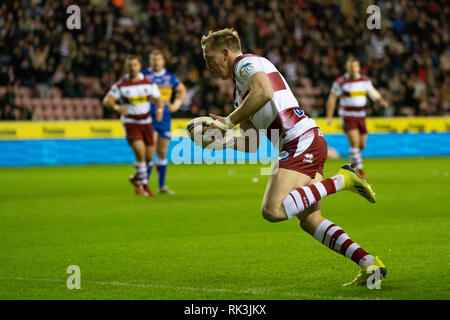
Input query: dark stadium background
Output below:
<box><xmin>1</xmin><ymin>0</ymin><xmax>449</xmax><ymax>121</ymax></box>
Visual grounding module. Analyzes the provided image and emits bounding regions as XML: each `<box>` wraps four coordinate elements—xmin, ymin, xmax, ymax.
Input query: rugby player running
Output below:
<box><xmin>200</xmin><ymin>29</ymin><xmax>386</xmax><ymax>287</ymax></box>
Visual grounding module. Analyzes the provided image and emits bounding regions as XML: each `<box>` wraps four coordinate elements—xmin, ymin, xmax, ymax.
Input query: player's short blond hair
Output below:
<box><xmin>201</xmin><ymin>28</ymin><xmax>241</xmax><ymax>53</ymax></box>
<box><xmin>150</xmin><ymin>49</ymin><xmax>164</xmax><ymax>59</ymax></box>
<box><xmin>346</xmin><ymin>57</ymin><xmax>359</xmax><ymax>65</ymax></box>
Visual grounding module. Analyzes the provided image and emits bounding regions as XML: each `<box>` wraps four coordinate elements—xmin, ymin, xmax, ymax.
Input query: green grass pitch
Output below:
<box><xmin>0</xmin><ymin>157</ymin><xmax>449</xmax><ymax>300</ymax></box>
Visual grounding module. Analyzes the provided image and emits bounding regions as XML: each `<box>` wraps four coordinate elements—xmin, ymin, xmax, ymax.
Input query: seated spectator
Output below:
<box><xmin>52</xmin><ymin>64</ymin><xmax>66</xmax><ymax>86</ymax></box>
<box><xmin>0</xmin><ymin>104</ymin><xmax>17</xmax><ymax>121</ymax></box>
<box><xmin>0</xmin><ymin>0</ymin><xmax>448</xmax><ymax>119</ymax></box>
<box><xmin>1</xmin><ymin>83</ymin><xmax>16</xmax><ymax>108</ymax></box>
<box><xmin>60</xmin><ymin>72</ymin><xmax>85</xmax><ymax>98</ymax></box>
<box><xmin>439</xmin><ymin>75</ymin><xmax>450</xmax><ymax>115</ymax></box>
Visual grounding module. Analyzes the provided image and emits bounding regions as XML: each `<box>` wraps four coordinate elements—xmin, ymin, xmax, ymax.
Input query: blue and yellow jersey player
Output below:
<box><xmin>141</xmin><ymin>50</ymin><xmax>187</xmax><ymax>194</ymax></box>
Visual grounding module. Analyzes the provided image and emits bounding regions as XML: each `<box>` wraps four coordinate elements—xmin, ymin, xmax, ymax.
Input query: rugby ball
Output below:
<box><xmin>186</xmin><ymin>116</ymin><xmax>213</xmax><ymax>147</ymax></box>
<box><xmin>186</xmin><ymin>116</ymin><xmax>235</xmax><ymax>149</ymax></box>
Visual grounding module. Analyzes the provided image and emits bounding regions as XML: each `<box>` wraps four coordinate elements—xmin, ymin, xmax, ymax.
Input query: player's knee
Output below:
<box><xmin>261</xmin><ymin>204</ymin><xmax>286</xmax><ymax>223</ymax></box>
<box><xmin>156</xmin><ymin>151</ymin><xmax>166</xmax><ymax>160</ymax></box>
<box><xmin>136</xmin><ymin>152</ymin><xmax>146</xmax><ymax>162</ymax></box>
<box><xmin>298</xmin><ymin>215</ymin><xmax>309</xmax><ymax>231</ymax></box>
<box><xmin>297</xmin><ymin>209</ymin><xmax>322</xmax><ymax>234</ymax></box>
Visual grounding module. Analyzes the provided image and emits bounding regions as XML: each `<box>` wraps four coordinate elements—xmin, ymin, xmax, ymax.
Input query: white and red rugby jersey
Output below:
<box><xmin>233</xmin><ymin>54</ymin><xmax>317</xmax><ymax>145</ymax></box>
<box><xmin>330</xmin><ymin>73</ymin><xmax>375</xmax><ymax>118</ymax></box>
<box><xmin>107</xmin><ymin>72</ymin><xmax>161</xmax><ymax>124</ymax></box>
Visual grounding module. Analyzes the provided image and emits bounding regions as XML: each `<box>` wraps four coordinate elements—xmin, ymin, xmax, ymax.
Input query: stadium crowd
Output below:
<box><xmin>0</xmin><ymin>0</ymin><xmax>449</xmax><ymax>120</ymax></box>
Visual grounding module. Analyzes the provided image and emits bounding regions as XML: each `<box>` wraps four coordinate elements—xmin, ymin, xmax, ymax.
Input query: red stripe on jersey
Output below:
<box><xmin>340</xmin><ymin>239</ymin><xmax>354</xmax><ymax>255</ymax></box>
<box><xmin>118</xmin><ymin>79</ymin><xmax>153</xmax><ymax>88</ymax></box>
<box><xmin>341</xmin><ymin>106</ymin><xmax>365</xmax><ymax>111</ymax></box>
<box><xmin>266</xmin><ymin>107</ymin><xmax>306</xmax><ymax>138</ymax></box>
<box><xmin>124</xmin><ymin>112</ymin><xmax>151</xmax><ymax>120</ymax></box>
<box><xmin>339</xmin><ymin>77</ymin><xmax>368</xmax><ymax>85</ymax></box>
<box><xmin>280</xmin><ymin>107</ymin><xmax>305</xmax><ymax>128</ymax></box>
<box><xmin>242</xmin><ymin>90</ymin><xmax>250</xmax><ymax>100</ymax></box>
<box><xmin>267</xmin><ymin>72</ymin><xmax>286</xmax><ymax>92</ymax></box>
<box><xmin>309</xmin><ymin>184</ymin><xmax>321</xmax><ymax>202</ymax></box>
<box><xmin>322</xmin><ymin>223</ymin><xmax>336</xmax><ymax>244</ymax></box>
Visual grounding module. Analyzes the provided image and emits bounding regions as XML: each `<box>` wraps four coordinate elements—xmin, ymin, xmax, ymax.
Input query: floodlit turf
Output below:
<box><xmin>0</xmin><ymin>157</ymin><xmax>449</xmax><ymax>300</ymax></box>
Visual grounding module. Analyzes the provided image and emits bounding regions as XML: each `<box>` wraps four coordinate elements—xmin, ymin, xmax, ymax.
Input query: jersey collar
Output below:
<box><xmin>125</xmin><ymin>72</ymin><xmax>144</xmax><ymax>80</ymax></box>
<box><xmin>233</xmin><ymin>54</ymin><xmax>244</xmax><ymax>72</ymax></box>
<box><xmin>345</xmin><ymin>72</ymin><xmax>361</xmax><ymax>79</ymax></box>
<box><xmin>150</xmin><ymin>68</ymin><xmax>166</xmax><ymax>77</ymax></box>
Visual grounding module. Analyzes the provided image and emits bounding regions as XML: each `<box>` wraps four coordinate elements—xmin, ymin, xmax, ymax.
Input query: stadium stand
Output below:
<box><xmin>0</xmin><ymin>0</ymin><xmax>449</xmax><ymax>121</ymax></box>
<box><xmin>0</xmin><ymin>84</ymin><xmax>103</xmax><ymax>120</ymax></box>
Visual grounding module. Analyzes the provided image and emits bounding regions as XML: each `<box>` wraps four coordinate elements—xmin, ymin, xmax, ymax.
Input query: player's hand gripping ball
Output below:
<box><xmin>186</xmin><ymin>116</ymin><xmax>234</xmax><ymax>149</ymax></box>
<box><xmin>186</xmin><ymin>116</ymin><xmax>214</xmax><ymax>148</ymax></box>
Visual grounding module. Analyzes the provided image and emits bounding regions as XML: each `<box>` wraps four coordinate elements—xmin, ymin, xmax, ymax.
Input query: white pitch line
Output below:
<box><xmin>0</xmin><ymin>276</ymin><xmax>384</xmax><ymax>300</ymax></box>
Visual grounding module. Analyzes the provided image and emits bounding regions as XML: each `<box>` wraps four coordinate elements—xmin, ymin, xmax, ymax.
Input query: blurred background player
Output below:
<box><xmin>326</xmin><ymin>58</ymin><xmax>388</xmax><ymax>179</ymax></box>
<box><xmin>141</xmin><ymin>50</ymin><xmax>187</xmax><ymax>195</ymax></box>
<box><xmin>103</xmin><ymin>55</ymin><xmax>164</xmax><ymax>197</ymax></box>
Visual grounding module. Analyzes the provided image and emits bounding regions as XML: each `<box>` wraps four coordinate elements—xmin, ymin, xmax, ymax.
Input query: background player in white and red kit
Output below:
<box><xmin>200</xmin><ymin>29</ymin><xmax>386</xmax><ymax>286</ymax></box>
<box><xmin>103</xmin><ymin>55</ymin><xmax>164</xmax><ymax>197</ymax></box>
<box><xmin>326</xmin><ymin>58</ymin><xmax>388</xmax><ymax>179</ymax></box>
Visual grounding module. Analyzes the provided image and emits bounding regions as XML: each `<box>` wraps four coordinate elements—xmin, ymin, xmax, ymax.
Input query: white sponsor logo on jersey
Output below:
<box><xmin>302</xmin><ymin>153</ymin><xmax>314</xmax><ymax>163</ymax></box>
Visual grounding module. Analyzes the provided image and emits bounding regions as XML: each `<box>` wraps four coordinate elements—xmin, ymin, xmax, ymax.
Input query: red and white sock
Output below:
<box><xmin>313</xmin><ymin>219</ymin><xmax>375</xmax><ymax>267</ymax></box>
<box><xmin>135</xmin><ymin>162</ymin><xmax>148</xmax><ymax>185</ymax></box>
<box><xmin>350</xmin><ymin>147</ymin><xmax>363</xmax><ymax>170</ymax></box>
<box><xmin>283</xmin><ymin>175</ymin><xmax>345</xmax><ymax>219</ymax></box>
